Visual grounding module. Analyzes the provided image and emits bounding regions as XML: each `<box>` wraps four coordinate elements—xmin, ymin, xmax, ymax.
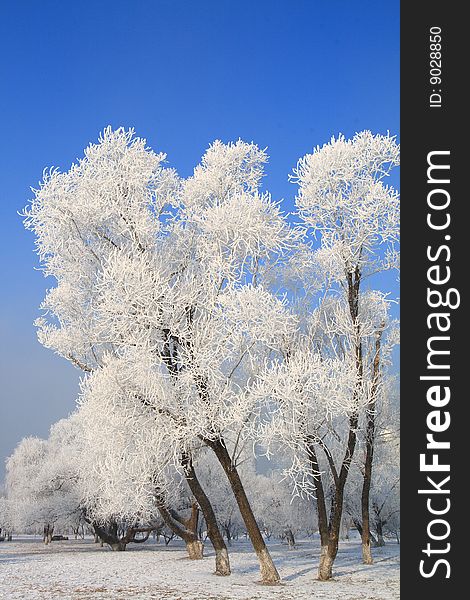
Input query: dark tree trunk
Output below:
<box><xmin>164</xmin><ymin>325</ymin><xmax>277</xmax><ymax>582</ymax></box>
<box><xmin>182</xmin><ymin>453</ymin><xmax>231</xmax><ymax>575</ymax></box>
<box><xmin>223</xmin><ymin>524</ymin><xmax>232</xmax><ymax>545</ymax></box>
<box><xmin>155</xmin><ymin>498</ymin><xmax>204</xmax><ymax>560</ymax></box>
<box><xmin>361</xmin><ymin>328</ymin><xmax>383</xmax><ymax>564</ymax></box>
<box><xmin>43</xmin><ymin>524</ymin><xmax>54</xmax><ymax>545</ymax></box>
<box><xmin>307</xmin><ymin>441</ymin><xmax>329</xmax><ymax>547</ymax></box>
<box><xmin>361</xmin><ymin>440</ymin><xmax>374</xmax><ymax>563</ymax></box>
<box><xmin>310</xmin><ymin>269</ymin><xmax>365</xmax><ymax>580</ymax></box>
<box><xmin>323</xmin><ymin>417</ymin><xmax>359</xmax><ymax>580</ymax></box>
<box><xmin>312</xmin><ymin>267</ymin><xmax>364</xmax><ymax>579</ymax></box>
<box><xmin>90</xmin><ymin>521</ymin><xmax>154</xmax><ymax>551</ymax></box>
<box><xmin>208</xmin><ymin>438</ymin><xmax>280</xmax><ymax>584</ymax></box>
<box><xmin>306</xmin><ymin>440</ymin><xmax>331</xmax><ymax>576</ymax></box>
<box><xmin>353</xmin><ymin>518</ymin><xmax>363</xmax><ymax>536</ymax></box>
<box><xmin>92</xmin><ymin>522</ymin><xmax>127</xmax><ymax>551</ymax></box>
<box><xmin>353</xmin><ymin>518</ymin><xmax>378</xmax><ymax>545</ymax></box>
<box><xmin>285</xmin><ymin>528</ymin><xmax>296</xmax><ymax>549</ymax></box>
<box><xmin>375</xmin><ymin>518</ymin><xmax>385</xmax><ymax>547</ymax></box>
<box><xmin>308</xmin><ymin>410</ymin><xmax>360</xmax><ymax>581</ymax></box>
<box><xmin>163</xmin><ymin>531</ymin><xmax>175</xmax><ymax>545</ymax></box>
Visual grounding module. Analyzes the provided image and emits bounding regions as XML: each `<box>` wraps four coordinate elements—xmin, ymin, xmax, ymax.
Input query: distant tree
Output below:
<box><xmin>5</xmin><ymin>416</ymin><xmax>83</xmax><ymax>542</ymax></box>
<box><xmin>0</xmin><ymin>495</ymin><xmax>13</xmax><ymax>541</ymax></box>
<box><xmin>251</xmin><ymin>469</ymin><xmax>316</xmax><ymax>548</ymax></box>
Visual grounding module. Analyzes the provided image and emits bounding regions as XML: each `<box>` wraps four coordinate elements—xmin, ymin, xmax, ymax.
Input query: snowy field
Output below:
<box><xmin>0</xmin><ymin>537</ymin><xmax>399</xmax><ymax>600</ymax></box>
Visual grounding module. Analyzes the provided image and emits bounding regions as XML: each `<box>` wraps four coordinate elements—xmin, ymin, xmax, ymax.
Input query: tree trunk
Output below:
<box><xmin>110</xmin><ymin>541</ymin><xmax>127</xmax><ymax>551</ymax></box>
<box><xmin>313</xmin><ymin>412</ymin><xmax>359</xmax><ymax>581</ymax></box>
<box><xmin>186</xmin><ymin>539</ymin><xmax>204</xmax><ymax>559</ymax></box>
<box><xmin>325</xmin><ymin>418</ymin><xmax>359</xmax><ymax>574</ymax></box>
<box><xmin>183</xmin><ymin>503</ymin><xmax>204</xmax><ymax>559</ymax></box>
<box><xmin>224</xmin><ymin>524</ymin><xmax>232</xmax><ymax>545</ymax></box>
<box><xmin>314</xmin><ymin>447</ymin><xmax>358</xmax><ymax>580</ymax></box>
<box><xmin>361</xmin><ymin>438</ymin><xmax>374</xmax><ymax>565</ymax></box>
<box><xmin>92</xmin><ymin>522</ymin><xmax>128</xmax><ymax>551</ymax></box>
<box><xmin>209</xmin><ymin>438</ymin><xmax>280</xmax><ymax>584</ymax></box>
<box><xmin>361</xmin><ymin>327</ymin><xmax>383</xmax><ymax>564</ymax></box>
<box><xmin>353</xmin><ymin>518</ymin><xmax>363</xmax><ymax>536</ymax></box>
<box><xmin>361</xmin><ymin>527</ymin><xmax>373</xmax><ymax>564</ymax></box>
<box><xmin>163</xmin><ymin>532</ymin><xmax>174</xmax><ymax>545</ymax></box>
<box><xmin>314</xmin><ymin>267</ymin><xmax>364</xmax><ymax>580</ymax></box>
<box><xmin>308</xmin><ymin>430</ymin><xmax>352</xmax><ymax>580</ymax></box>
<box><xmin>376</xmin><ymin>519</ymin><xmax>385</xmax><ymax>547</ymax></box>
<box><xmin>182</xmin><ymin>453</ymin><xmax>231</xmax><ymax>575</ymax></box>
<box><xmin>306</xmin><ymin>441</ymin><xmax>329</xmax><ymax>548</ymax></box>
<box><xmin>43</xmin><ymin>524</ymin><xmax>54</xmax><ymax>544</ymax></box>
<box><xmin>155</xmin><ymin>498</ymin><xmax>204</xmax><ymax>559</ymax></box>
<box><xmin>306</xmin><ymin>440</ymin><xmax>336</xmax><ymax>579</ymax></box>
<box><xmin>319</xmin><ymin>545</ymin><xmax>335</xmax><ymax>581</ymax></box>
<box><xmin>285</xmin><ymin>528</ymin><xmax>295</xmax><ymax>549</ymax></box>
<box><xmin>304</xmin><ymin>268</ymin><xmax>365</xmax><ymax>581</ymax></box>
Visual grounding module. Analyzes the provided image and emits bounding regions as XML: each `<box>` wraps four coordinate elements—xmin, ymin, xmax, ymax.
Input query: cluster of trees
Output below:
<box><xmin>2</xmin><ymin>128</ymin><xmax>400</xmax><ymax>584</ymax></box>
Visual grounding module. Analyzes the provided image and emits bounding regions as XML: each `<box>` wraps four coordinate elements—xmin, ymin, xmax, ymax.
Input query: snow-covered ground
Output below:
<box><xmin>0</xmin><ymin>536</ymin><xmax>399</xmax><ymax>599</ymax></box>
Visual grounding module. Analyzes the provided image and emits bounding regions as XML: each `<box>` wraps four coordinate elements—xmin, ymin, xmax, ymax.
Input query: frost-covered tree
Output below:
<box><xmin>6</xmin><ymin>436</ymin><xmax>55</xmax><ymax>540</ymax></box>
<box><xmin>291</xmin><ymin>131</ymin><xmax>399</xmax><ymax>579</ymax></box>
<box><xmin>368</xmin><ymin>446</ymin><xmax>400</xmax><ymax>548</ymax></box>
<box><xmin>252</xmin><ymin>335</ymin><xmax>359</xmax><ymax>569</ymax></box>
<box><xmin>6</xmin><ymin>411</ymin><xmax>162</xmax><ymax>552</ymax></box>
<box><xmin>366</xmin><ymin>393</ymin><xmax>400</xmax><ymax>547</ymax></box>
<box><xmin>75</xmin><ymin>361</ymin><xmax>208</xmax><ymax>558</ymax></box>
<box><xmin>23</xmin><ymin>129</ymin><xmax>298</xmax><ymax>583</ymax></box>
<box><xmin>5</xmin><ymin>416</ymin><xmax>83</xmax><ymax>542</ymax></box>
<box><xmin>302</xmin><ymin>292</ymin><xmax>398</xmax><ymax>564</ymax></box>
<box><xmin>23</xmin><ymin>128</ymin><xmax>230</xmax><ymax>572</ymax></box>
<box><xmin>251</xmin><ymin>470</ymin><xmax>316</xmax><ymax>548</ymax></box>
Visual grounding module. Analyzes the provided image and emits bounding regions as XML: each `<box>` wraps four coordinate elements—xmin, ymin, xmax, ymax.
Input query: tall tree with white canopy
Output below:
<box><xmin>290</xmin><ymin>131</ymin><xmax>399</xmax><ymax>578</ymax></box>
<box><xmin>23</xmin><ymin>128</ymin><xmax>298</xmax><ymax>583</ymax></box>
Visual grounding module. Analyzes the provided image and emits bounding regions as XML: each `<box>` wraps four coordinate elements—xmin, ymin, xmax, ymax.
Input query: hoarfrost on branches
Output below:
<box><xmin>13</xmin><ymin>127</ymin><xmax>400</xmax><ymax>586</ymax></box>
<box><xmin>292</xmin><ymin>131</ymin><xmax>400</xmax><ymax>280</ymax></box>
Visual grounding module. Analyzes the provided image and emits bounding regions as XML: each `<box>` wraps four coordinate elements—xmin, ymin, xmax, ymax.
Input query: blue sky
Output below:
<box><xmin>0</xmin><ymin>0</ymin><xmax>399</xmax><ymax>478</ymax></box>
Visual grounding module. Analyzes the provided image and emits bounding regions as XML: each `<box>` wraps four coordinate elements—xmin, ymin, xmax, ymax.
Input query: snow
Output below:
<box><xmin>0</xmin><ymin>537</ymin><xmax>399</xmax><ymax>599</ymax></box>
